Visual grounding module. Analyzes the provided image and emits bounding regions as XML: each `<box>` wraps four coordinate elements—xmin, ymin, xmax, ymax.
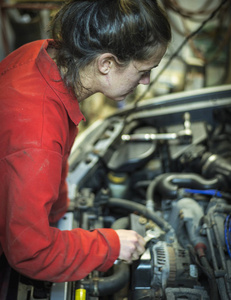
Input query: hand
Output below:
<box><xmin>115</xmin><ymin>229</ymin><xmax>146</xmax><ymax>263</ymax></box>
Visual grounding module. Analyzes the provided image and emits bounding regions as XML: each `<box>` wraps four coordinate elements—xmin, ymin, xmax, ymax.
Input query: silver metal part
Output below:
<box><xmin>144</xmin><ymin>229</ymin><xmax>162</xmax><ymax>244</ymax></box>
<box><xmin>121</xmin><ymin>131</ymin><xmax>192</xmax><ymax>144</ymax></box>
<box><xmin>121</xmin><ymin>132</ymin><xmax>178</xmax><ymax>142</ymax></box>
<box><xmin>121</xmin><ymin>112</ymin><xmax>193</xmax><ymax>144</ymax></box>
<box><xmin>50</xmin><ymin>213</ymin><xmax>74</xmax><ymax>300</ymax></box>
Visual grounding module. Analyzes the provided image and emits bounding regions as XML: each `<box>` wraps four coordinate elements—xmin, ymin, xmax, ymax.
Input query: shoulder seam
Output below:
<box><xmin>0</xmin><ymin>58</ymin><xmax>34</xmax><ymax>77</ymax></box>
<box><xmin>1</xmin><ymin>147</ymin><xmax>63</xmax><ymax>161</ymax></box>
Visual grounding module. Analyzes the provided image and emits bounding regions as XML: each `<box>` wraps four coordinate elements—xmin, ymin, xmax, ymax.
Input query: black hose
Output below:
<box><xmin>217</xmin><ymin>278</ymin><xmax>230</xmax><ymax>300</ymax></box>
<box><xmin>188</xmin><ymin>246</ymin><xmax>216</xmax><ymax>284</ymax></box>
<box><xmin>199</xmin><ymin>256</ymin><xmax>219</xmax><ymax>300</ymax></box>
<box><xmin>81</xmin><ymin>262</ymin><xmax>129</xmax><ymax>296</ymax></box>
<box><xmin>108</xmin><ymin>198</ymin><xmax>172</xmax><ymax>232</ymax></box>
<box><xmin>146</xmin><ymin>177</ymin><xmax>160</xmax><ymax>207</ymax></box>
<box><xmin>111</xmin><ymin>217</ymin><xmax>129</xmax><ymax>230</ymax></box>
<box><xmin>190</xmin><ymin>244</ymin><xmax>219</xmax><ymax>300</ymax></box>
<box><xmin>153</xmin><ymin>173</ymin><xmax>220</xmax><ymax>199</ymax></box>
<box><xmin>201</xmin><ymin>152</ymin><xmax>231</xmax><ymax>188</ymax></box>
<box><xmin>214</xmin><ymin>204</ymin><xmax>231</xmax><ymax>214</ymax></box>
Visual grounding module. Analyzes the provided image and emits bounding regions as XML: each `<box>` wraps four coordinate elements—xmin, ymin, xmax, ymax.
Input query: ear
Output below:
<box><xmin>97</xmin><ymin>53</ymin><xmax>117</xmax><ymax>75</ymax></box>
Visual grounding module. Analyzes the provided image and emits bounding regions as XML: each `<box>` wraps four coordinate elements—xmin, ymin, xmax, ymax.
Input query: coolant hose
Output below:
<box><xmin>108</xmin><ymin>198</ymin><xmax>172</xmax><ymax>232</ymax></box>
<box><xmin>80</xmin><ymin>262</ymin><xmax>129</xmax><ymax>297</ymax></box>
<box><xmin>111</xmin><ymin>216</ymin><xmax>129</xmax><ymax>230</ymax></box>
<box><xmin>152</xmin><ymin>173</ymin><xmax>220</xmax><ymax>199</ymax></box>
<box><xmin>201</xmin><ymin>152</ymin><xmax>231</xmax><ymax>188</ymax></box>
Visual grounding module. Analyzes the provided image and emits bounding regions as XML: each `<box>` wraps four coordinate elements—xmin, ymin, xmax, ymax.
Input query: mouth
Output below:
<box><xmin>128</xmin><ymin>88</ymin><xmax>135</xmax><ymax>95</ymax></box>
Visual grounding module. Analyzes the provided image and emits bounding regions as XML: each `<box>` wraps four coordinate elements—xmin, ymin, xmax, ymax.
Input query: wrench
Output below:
<box><xmin>143</xmin><ymin>229</ymin><xmax>161</xmax><ymax>247</ymax></box>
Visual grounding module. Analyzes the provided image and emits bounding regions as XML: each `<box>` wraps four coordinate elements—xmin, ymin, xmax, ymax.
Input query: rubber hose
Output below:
<box><xmin>214</xmin><ymin>204</ymin><xmax>231</xmax><ymax>214</ymax></box>
<box><xmin>200</xmin><ymin>256</ymin><xmax>219</xmax><ymax>300</ymax></box>
<box><xmin>108</xmin><ymin>198</ymin><xmax>172</xmax><ymax>232</ymax></box>
<box><xmin>81</xmin><ymin>262</ymin><xmax>129</xmax><ymax>297</ymax></box>
<box><xmin>111</xmin><ymin>217</ymin><xmax>129</xmax><ymax>230</ymax></box>
<box><xmin>146</xmin><ymin>175</ymin><xmax>164</xmax><ymax>209</ymax></box>
<box><xmin>154</xmin><ymin>173</ymin><xmax>219</xmax><ymax>199</ymax></box>
<box><xmin>146</xmin><ymin>178</ymin><xmax>159</xmax><ymax>205</ymax></box>
<box><xmin>217</xmin><ymin>278</ymin><xmax>230</xmax><ymax>300</ymax></box>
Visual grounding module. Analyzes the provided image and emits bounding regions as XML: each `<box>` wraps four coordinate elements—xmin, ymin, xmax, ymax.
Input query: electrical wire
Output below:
<box><xmin>224</xmin><ymin>214</ymin><xmax>231</xmax><ymax>258</ymax></box>
<box><xmin>162</xmin><ymin>0</ymin><xmax>215</xmax><ymax>21</ymax></box>
<box><xmin>183</xmin><ymin>188</ymin><xmax>223</xmax><ymax>197</ymax></box>
<box><xmin>181</xmin><ymin>5</ymin><xmax>231</xmax><ymax>64</ymax></box>
<box><xmin>131</xmin><ymin>0</ymin><xmax>229</xmax><ymax>109</ymax></box>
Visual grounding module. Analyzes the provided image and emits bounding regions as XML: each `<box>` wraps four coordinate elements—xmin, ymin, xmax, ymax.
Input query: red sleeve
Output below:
<box><xmin>0</xmin><ymin>148</ymin><xmax>120</xmax><ymax>282</ymax></box>
<box><xmin>48</xmin><ymin>158</ymin><xmax>69</xmax><ymax>224</ymax></box>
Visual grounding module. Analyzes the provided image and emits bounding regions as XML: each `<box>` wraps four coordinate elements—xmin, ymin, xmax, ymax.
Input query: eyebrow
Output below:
<box><xmin>139</xmin><ymin>64</ymin><xmax>159</xmax><ymax>72</ymax></box>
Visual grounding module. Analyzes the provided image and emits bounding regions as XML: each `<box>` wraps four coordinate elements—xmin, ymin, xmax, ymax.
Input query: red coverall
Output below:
<box><xmin>0</xmin><ymin>39</ymin><xmax>120</xmax><ymax>282</ymax></box>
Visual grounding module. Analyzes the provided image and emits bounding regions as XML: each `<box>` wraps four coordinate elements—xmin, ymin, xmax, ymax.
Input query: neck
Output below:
<box><xmin>47</xmin><ymin>46</ymin><xmax>100</xmax><ymax>102</ymax></box>
<box><xmin>74</xmin><ymin>84</ymin><xmax>95</xmax><ymax>103</ymax></box>
<box><xmin>75</xmin><ymin>66</ymin><xmax>100</xmax><ymax>102</ymax></box>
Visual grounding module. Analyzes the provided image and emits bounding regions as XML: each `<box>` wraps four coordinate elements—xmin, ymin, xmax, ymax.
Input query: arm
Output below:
<box><xmin>1</xmin><ymin>148</ymin><xmax>119</xmax><ymax>282</ymax></box>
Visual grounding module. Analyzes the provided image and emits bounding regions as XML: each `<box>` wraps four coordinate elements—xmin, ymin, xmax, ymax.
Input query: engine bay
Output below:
<box><xmin>8</xmin><ymin>85</ymin><xmax>231</xmax><ymax>300</ymax></box>
<box><xmin>64</xmin><ymin>85</ymin><xmax>231</xmax><ymax>300</ymax></box>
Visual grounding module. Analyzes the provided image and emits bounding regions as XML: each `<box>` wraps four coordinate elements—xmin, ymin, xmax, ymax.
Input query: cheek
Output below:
<box><xmin>126</xmin><ymin>76</ymin><xmax>141</xmax><ymax>88</ymax></box>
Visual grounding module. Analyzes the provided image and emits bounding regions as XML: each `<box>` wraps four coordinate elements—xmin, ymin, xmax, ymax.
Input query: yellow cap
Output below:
<box><xmin>75</xmin><ymin>289</ymin><xmax>86</xmax><ymax>300</ymax></box>
<box><xmin>108</xmin><ymin>172</ymin><xmax>127</xmax><ymax>184</ymax></box>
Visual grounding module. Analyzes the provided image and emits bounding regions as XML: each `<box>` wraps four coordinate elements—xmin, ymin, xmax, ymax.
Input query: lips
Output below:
<box><xmin>128</xmin><ymin>88</ymin><xmax>135</xmax><ymax>94</ymax></box>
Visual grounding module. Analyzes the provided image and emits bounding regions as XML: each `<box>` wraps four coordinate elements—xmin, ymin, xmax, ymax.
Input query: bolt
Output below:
<box><xmin>139</xmin><ymin>217</ymin><xmax>147</xmax><ymax>225</ymax></box>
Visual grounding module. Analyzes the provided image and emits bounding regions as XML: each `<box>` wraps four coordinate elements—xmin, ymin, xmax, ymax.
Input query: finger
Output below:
<box><xmin>136</xmin><ymin>243</ymin><xmax>145</xmax><ymax>256</ymax></box>
<box><xmin>125</xmin><ymin>251</ymin><xmax>134</xmax><ymax>264</ymax></box>
<box><xmin>137</xmin><ymin>234</ymin><xmax>146</xmax><ymax>247</ymax></box>
<box><xmin>131</xmin><ymin>251</ymin><xmax>139</xmax><ymax>261</ymax></box>
<box><xmin>136</xmin><ymin>238</ymin><xmax>146</xmax><ymax>254</ymax></box>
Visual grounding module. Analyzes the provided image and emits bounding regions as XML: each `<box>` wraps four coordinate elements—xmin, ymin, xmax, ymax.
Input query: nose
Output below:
<box><xmin>139</xmin><ymin>71</ymin><xmax>151</xmax><ymax>85</ymax></box>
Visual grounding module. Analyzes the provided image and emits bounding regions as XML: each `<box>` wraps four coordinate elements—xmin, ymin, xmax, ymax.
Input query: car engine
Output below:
<box><xmin>9</xmin><ymin>85</ymin><xmax>231</xmax><ymax>300</ymax></box>
<box><xmin>61</xmin><ymin>85</ymin><xmax>231</xmax><ymax>300</ymax></box>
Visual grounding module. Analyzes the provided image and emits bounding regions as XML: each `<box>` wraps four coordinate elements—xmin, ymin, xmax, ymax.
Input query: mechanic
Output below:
<box><xmin>0</xmin><ymin>0</ymin><xmax>171</xmax><ymax>282</ymax></box>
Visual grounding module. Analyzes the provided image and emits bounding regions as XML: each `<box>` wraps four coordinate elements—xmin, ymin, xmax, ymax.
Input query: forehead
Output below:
<box><xmin>133</xmin><ymin>45</ymin><xmax>167</xmax><ymax>70</ymax></box>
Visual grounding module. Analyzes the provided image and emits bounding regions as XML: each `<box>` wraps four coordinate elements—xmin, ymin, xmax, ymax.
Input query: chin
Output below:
<box><xmin>108</xmin><ymin>95</ymin><xmax>127</xmax><ymax>102</ymax></box>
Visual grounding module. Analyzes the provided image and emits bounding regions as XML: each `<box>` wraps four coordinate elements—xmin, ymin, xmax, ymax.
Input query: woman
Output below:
<box><xmin>0</xmin><ymin>0</ymin><xmax>171</xmax><ymax>282</ymax></box>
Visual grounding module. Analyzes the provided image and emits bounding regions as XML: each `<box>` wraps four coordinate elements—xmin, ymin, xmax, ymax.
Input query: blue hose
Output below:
<box><xmin>183</xmin><ymin>188</ymin><xmax>222</xmax><ymax>197</ymax></box>
<box><xmin>225</xmin><ymin>215</ymin><xmax>231</xmax><ymax>258</ymax></box>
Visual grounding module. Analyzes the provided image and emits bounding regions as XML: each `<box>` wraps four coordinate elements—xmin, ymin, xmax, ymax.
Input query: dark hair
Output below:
<box><xmin>51</xmin><ymin>0</ymin><xmax>171</xmax><ymax>91</ymax></box>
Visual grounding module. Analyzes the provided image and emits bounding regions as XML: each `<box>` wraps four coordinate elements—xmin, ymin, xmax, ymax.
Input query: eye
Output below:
<box><xmin>141</xmin><ymin>70</ymin><xmax>151</xmax><ymax>77</ymax></box>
